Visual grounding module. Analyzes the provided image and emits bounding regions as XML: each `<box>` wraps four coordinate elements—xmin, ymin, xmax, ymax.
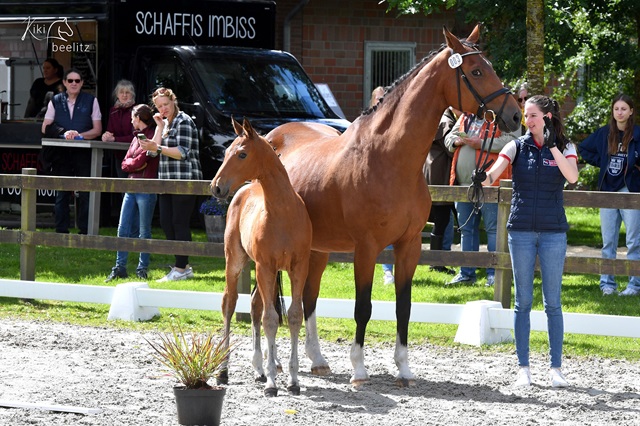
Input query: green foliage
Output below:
<box><xmin>575</xmin><ymin>164</ymin><xmax>600</xmax><ymax>191</ymax></box>
<box><xmin>144</xmin><ymin>317</ymin><xmax>231</xmax><ymax>389</ymax></box>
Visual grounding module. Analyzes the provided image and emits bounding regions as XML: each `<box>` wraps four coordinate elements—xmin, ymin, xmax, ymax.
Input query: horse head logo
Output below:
<box><xmin>21</xmin><ymin>17</ymin><xmax>74</xmax><ymax>42</ymax></box>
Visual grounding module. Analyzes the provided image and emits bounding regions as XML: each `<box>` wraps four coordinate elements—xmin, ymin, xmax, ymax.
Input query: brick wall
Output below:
<box><xmin>276</xmin><ymin>0</ymin><xmax>457</xmax><ymax>121</ymax></box>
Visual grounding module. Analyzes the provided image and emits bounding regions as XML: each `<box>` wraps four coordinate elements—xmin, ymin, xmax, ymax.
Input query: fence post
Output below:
<box><xmin>236</xmin><ymin>263</ymin><xmax>252</xmax><ymax>322</ymax></box>
<box><xmin>494</xmin><ymin>179</ymin><xmax>512</xmax><ymax>308</ymax></box>
<box><xmin>20</xmin><ymin>168</ymin><xmax>37</xmax><ymax>281</ymax></box>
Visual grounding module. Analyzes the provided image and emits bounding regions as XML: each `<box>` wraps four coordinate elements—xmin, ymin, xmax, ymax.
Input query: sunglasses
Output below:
<box><xmin>66</xmin><ymin>79</ymin><xmax>82</xmax><ymax>84</ymax></box>
<box><xmin>518</xmin><ymin>96</ymin><xmax>529</xmax><ymax>103</ymax></box>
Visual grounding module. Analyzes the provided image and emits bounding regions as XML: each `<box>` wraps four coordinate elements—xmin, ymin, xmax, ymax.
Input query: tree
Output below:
<box><xmin>384</xmin><ymin>0</ymin><xmax>640</xmax><ymax>138</ymax></box>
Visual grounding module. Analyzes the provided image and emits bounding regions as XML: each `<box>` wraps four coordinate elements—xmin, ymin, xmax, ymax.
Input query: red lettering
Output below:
<box><xmin>1</xmin><ymin>152</ymin><xmax>39</xmax><ymax>173</ymax></box>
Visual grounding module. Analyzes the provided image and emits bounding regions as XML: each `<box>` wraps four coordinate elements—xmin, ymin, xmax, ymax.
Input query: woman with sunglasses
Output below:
<box><xmin>41</xmin><ymin>68</ymin><xmax>102</xmax><ymax>235</ymax></box>
<box><xmin>578</xmin><ymin>93</ymin><xmax>640</xmax><ymax>297</ymax></box>
<box><xmin>139</xmin><ymin>87</ymin><xmax>202</xmax><ymax>282</ymax></box>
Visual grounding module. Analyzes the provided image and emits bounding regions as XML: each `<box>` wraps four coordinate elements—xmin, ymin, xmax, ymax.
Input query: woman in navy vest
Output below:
<box><xmin>476</xmin><ymin>95</ymin><xmax>579</xmax><ymax>388</ymax></box>
<box><xmin>578</xmin><ymin>93</ymin><xmax>640</xmax><ymax>297</ymax></box>
<box><xmin>41</xmin><ymin>68</ymin><xmax>103</xmax><ymax>234</ymax></box>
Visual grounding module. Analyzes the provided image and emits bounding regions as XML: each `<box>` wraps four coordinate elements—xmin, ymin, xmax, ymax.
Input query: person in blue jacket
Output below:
<box><xmin>476</xmin><ymin>95</ymin><xmax>579</xmax><ymax>388</ymax></box>
<box><xmin>578</xmin><ymin>93</ymin><xmax>640</xmax><ymax>297</ymax></box>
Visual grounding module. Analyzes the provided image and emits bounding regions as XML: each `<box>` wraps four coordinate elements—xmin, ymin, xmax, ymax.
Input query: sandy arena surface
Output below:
<box><xmin>0</xmin><ymin>318</ymin><xmax>639</xmax><ymax>425</ymax></box>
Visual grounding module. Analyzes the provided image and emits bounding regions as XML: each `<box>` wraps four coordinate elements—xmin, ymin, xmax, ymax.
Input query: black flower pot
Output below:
<box><xmin>173</xmin><ymin>385</ymin><xmax>226</xmax><ymax>426</ymax></box>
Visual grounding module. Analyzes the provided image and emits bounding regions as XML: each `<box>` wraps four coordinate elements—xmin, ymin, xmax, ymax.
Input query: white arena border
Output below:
<box><xmin>1</xmin><ymin>279</ymin><xmax>639</xmax><ymax>344</ymax></box>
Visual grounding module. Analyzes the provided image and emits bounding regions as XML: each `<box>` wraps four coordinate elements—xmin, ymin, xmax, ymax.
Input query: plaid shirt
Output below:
<box><xmin>158</xmin><ymin>111</ymin><xmax>203</xmax><ymax>180</ymax></box>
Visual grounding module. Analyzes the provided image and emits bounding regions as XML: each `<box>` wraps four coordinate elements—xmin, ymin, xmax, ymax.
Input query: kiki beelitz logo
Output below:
<box><xmin>21</xmin><ymin>17</ymin><xmax>73</xmax><ymax>42</ymax></box>
<box><xmin>20</xmin><ymin>17</ymin><xmax>93</xmax><ymax>53</ymax></box>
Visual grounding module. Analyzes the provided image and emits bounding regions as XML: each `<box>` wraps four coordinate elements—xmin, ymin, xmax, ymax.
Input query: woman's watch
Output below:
<box><xmin>156</xmin><ymin>145</ymin><xmax>163</xmax><ymax>155</ymax></box>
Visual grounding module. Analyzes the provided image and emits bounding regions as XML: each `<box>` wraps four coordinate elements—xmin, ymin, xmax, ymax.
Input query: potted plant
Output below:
<box><xmin>200</xmin><ymin>197</ymin><xmax>230</xmax><ymax>243</ymax></box>
<box><xmin>144</xmin><ymin>319</ymin><xmax>232</xmax><ymax>426</ymax></box>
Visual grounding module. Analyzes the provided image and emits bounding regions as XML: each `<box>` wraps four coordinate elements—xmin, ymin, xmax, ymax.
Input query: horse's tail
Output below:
<box><xmin>275</xmin><ymin>271</ymin><xmax>287</xmax><ymax>326</ymax></box>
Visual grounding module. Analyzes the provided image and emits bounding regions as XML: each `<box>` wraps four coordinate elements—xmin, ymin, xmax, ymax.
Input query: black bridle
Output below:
<box><xmin>447</xmin><ymin>48</ymin><xmax>513</xmax><ymax>224</ymax></box>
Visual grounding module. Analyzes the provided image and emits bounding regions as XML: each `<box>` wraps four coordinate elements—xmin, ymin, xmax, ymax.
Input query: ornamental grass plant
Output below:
<box><xmin>144</xmin><ymin>318</ymin><xmax>231</xmax><ymax>389</ymax></box>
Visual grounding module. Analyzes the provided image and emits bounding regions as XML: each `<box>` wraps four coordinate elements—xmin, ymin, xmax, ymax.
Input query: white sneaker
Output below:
<box><xmin>383</xmin><ymin>270</ymin><xmax>394</xmax><ymax>285</ymax></box>
<box><xmin>514</xmin><ymin>366</ymin><xmax>531</xmax><ymax>387</ymax></box>
<box><xmin>602</xmin><ymin>286</ymin><xmax>617</xmax><ymax>296</ymax></box>
<box><xmin>550</xmin><ymin>368</ymin><xmax>569</xmax><ymax>388</ymax></box>
<box><xmin>619</xmin><ymin>287</ymin><xmax>640</xmax><ymax>296</ymax></box>
<box><xmin>156</xmin><ymin>266</ymin><xmax>194</xmax><ymax>282</ymax></box>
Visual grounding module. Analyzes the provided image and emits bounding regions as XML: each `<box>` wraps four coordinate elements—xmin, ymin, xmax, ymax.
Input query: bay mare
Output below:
<box><xmin>267</xmin><ymin>25</ymin><xmax>522</xmax><ymax>386</ymax></box>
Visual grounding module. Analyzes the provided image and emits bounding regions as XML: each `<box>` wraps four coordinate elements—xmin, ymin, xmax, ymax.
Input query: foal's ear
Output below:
<box><xmin>231</xmin><ymin>116</ymin><xmax>244</xmax><ymax>137</ymax></box>
<box><xmin>242</xmin><ymin>118</ymin><xmax>257</xmax><ymax>138</ymax></box>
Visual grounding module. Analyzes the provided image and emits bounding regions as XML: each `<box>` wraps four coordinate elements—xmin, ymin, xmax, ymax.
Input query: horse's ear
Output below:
<box><xmin>466</xmin><ymin>24</ymin><xmax>481</xmax><ymax>44</ymax></box>
<box><xmin>242</xmin><ymin>118</ymin><xmax>257</xmax><ymax>138</ymax></box>
<box><xmin>443</xmin><ymin>26</ymin><xmax>464</xmax><ymax>53</ymax></box>
<box><xmin>231</xmin><ymin>116</ymin><xmax>243</xmax><ymax>136</ymax></box>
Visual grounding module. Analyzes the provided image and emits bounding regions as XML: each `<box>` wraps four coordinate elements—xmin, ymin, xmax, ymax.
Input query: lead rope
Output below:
<box><xmin>458</xmin><ymin>93</ymin><xmax>510</xmax><ymax>231</ymax></box>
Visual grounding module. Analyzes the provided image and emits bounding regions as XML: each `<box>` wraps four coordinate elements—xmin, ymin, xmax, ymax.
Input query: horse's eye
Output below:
<box><xmin>238</xmin><ymin>152</ymin><xmax>247</xmax><ymax>159</ymax></box>
<box><xmin>472</xmin><ymin>69</ymin><xmax>482</xmax><ymax>77</ymax></box>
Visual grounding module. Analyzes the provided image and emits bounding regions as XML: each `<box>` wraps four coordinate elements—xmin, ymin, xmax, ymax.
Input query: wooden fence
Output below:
<box><xmin>1</xmin><ymin>167</ymin><xmax>639</xmax><ymax>312</ymax></box>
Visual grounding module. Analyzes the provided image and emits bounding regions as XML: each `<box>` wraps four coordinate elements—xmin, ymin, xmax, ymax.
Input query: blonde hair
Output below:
<box><xmin>151</xmin><ymin>87</ymin><xmax>179</xmax><ymax>122</ymax></box>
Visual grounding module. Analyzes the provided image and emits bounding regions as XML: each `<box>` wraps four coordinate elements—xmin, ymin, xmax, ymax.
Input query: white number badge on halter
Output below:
<box><xmin>448</xmin><ymin>53</ymin><xmax>463</xmax><ymax>69</ymax></box>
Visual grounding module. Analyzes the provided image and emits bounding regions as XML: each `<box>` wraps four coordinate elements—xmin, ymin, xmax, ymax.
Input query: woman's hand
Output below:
<box><xmin>153</xmin><ymin>113</ymin><xmax>164</xmax><ymax>127</ymax></box>
<box><xmin>101</xmin><ymin>131</ymin><xmax>114</xmax><ymax>142</ymax></box>
<box><xmin>139</xmin><ymin>137</ymin><xmax>156</xmax><ymax>152</ymax></box>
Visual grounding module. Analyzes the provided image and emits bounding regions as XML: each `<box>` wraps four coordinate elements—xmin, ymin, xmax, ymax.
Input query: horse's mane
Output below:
<box><xmin>362</xmin><ymin>39</ymin><xmax>479</xmax><ymax>117</ymax></box>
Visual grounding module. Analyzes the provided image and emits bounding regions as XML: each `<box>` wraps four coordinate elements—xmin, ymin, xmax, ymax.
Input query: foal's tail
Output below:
<box><xmin>251</xmin><ymin>271</ymin><xmax>287</xmax><ymax>326</ymax></box>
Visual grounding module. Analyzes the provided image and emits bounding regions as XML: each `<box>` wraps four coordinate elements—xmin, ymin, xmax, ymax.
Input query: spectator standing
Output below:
<box><xmin>577</xmin><ymin>93</ymin><xmax>640</xmax><ymax>296</ymax></box>
<box><xmin>517</xmin><ymin>83</ymin><xmax>529</xmax><ymax>133</ymax></box>
<box><xmin>424</xmin><ymin>106</ymin><xmax>459</xmax><ymax>274</ymax></box>
<box><xmin>25</xmin><ymin>58</ymin><xmax>63</xmax><ymax>118</ymax></box>
<box><xmin>41</xmin><ymin>68</ymin><xmax>102</xmax><ymax>235</ymax></box>
<box><xmin>102</xmin><ymin>80</ymin><xmax>136</xmax><ymax>178</ymax></box>
<box><xmin>479</xmin><ymin>94</ymin><xmax>579</xmax><ymax>387</ymax></box>
<box><xmin>105</xmin><ymin>104</ymin><xmax>159</xmax><ymax>282</ymax></box>
<box><xmin>139</xmin><ymin>87</ymin><xmax>202</xmax><ymax>282</ymax></box>
<box><xmin>445</xmin><ymin>110</ymin><xmax>521</xmax><ymax>286</ymax></box>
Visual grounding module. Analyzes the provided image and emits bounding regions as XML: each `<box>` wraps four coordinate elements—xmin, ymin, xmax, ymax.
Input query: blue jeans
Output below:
<box><xmin>115</xmin><ymin>192</ymin><xmax>157</xmax><ymax>272</ymax></box>
<box><xmin>599</xmin><ymin>187</ymin><xmax>640</xmax><ymax>291</ymax></box>
<box><xmin>509</xmin><ymin>231</ymin><xmax>566</xmax><ymax>369</ymax></box>
<box><xmin>382</xmin><ymin>245</ymin><xmax>393</xmax><ymax>273</ymax></box>
<box><xmin>455</xmin><ymin>201</ymin><xmax>497</xmax><ymax>278</ymax></box>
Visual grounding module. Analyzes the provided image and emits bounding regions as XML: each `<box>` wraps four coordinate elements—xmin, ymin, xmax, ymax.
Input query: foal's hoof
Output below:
<box><xmin>255</xmin><ymin>374</ymin><xmax>267</xmax><ymax>383</ymax></box>
<box><xmin>264</xmin><ymin>387</ymin><xmax>278</xmax><ymax>397</ymax></box>
<box><xmin>216</xmin><ymin>371</ymin><xmax>229</xmax><ymax>385</ymax></box>
<box><xmin>310</xmin><ymin>365</ymin><xmax>332</xmax><ymax>376</ymax></box>
<box><xmin>287</xmin><ymin>385</ymin><xmax>301</xmax><ymax>396</ymax></box>
<box><xmin>395</xmin><ymin>377</ymin><xmax>416</xmax><ymax>388</ymax></box>
<box><xmin>350</xmin><ymin>378</ymin><xmax>370</xmax><ymax>388</ymax></box>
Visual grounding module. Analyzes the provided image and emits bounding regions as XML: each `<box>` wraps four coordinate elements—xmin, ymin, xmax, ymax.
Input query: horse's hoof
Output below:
<box><xmin>264</xmin><ymin>387</ymin><xmax>278</xmax><ymax>397</ymax></box>
<box><xmin>255</xmin><ymin>374</ymin><xmax>267</xmax><ymax>383</ymax></box>
<box><xmin>287</xmin><ymin>385</ymin><xmax>301</xmax><ymax>396</ymax></box>
<box><xmin>310</xmin><ymin>365</ymin><xmax>332</xmax><ymax>376</ymax></box>
<box><xmin>395</xmin><ymin>377</ymin><xmax>416</xmax><ymax>388</ymax></box>
<box><xmin>216</xmin><ymin>371</ymin><xmax>229</xmax><ymax>385</ymax></box>
<box><xmin>350</xmin><ymin>378</ymin><xmax>369</xmax><ymax>388</ymax></box>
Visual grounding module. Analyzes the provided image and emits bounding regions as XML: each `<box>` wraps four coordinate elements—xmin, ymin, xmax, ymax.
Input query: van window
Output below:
<box><xmin>192</xmin><ymin>56</ymin><xmax>331</xmax><ymax>119</ymax></box>
<box><xmin>144</xmin><ymin>56</ymin><xmax>195</xmax><ymax>104</ymax></box>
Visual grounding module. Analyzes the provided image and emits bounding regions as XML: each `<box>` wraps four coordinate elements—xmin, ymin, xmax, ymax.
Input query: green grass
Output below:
<box><xmin>1</xmin><ymin>206</ymin><xmax>639</xmax><ymax>362</ymax></box>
